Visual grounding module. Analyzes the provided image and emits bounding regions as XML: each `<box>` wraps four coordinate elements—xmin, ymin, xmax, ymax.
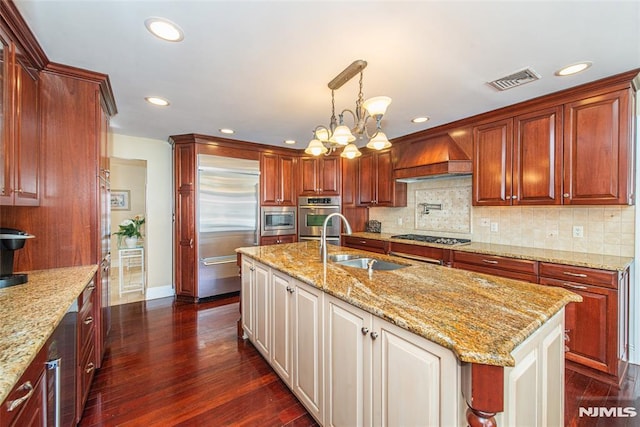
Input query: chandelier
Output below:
<box><xmin>304</xmin><ymin>60</ymin><xmax>392</xmax><ymax>159</ymax></box>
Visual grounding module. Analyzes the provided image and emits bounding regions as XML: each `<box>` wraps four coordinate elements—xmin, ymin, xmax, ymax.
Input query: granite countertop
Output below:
<box><xmin>350</xmin><ymin>232</ymin><xmax>633</xmax><ymax>271</ymax></box>
<box><xmin>237</xmin><ymin>241</ymin><xmax>581</xmax><ymax>368</ymax></box>
<box><xmin>0</xmin><ymin>265</ymin><xmax>98</xmax><ymax>404</ymax></box>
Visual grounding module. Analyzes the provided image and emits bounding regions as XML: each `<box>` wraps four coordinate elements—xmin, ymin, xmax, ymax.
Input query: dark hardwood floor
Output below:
<box><xmin>80</xmin><ymin>297</ymin><xmax>639</xmax><ymax>427</ymax></box>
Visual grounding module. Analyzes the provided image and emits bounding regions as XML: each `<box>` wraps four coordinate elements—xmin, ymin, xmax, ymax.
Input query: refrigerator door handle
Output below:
<box><xmin>200</xmin><ymin>255</ymin><xmax>237</xmax><ymax>266</ymax></box>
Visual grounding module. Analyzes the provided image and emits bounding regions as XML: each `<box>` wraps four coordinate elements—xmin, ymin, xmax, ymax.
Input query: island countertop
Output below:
<box><xmin>349</xmin><ymin>232</ymin><xmax>633</xmax><ymax>271</ymax></box>
<box><xmin>236</xmin><ymin>241</ymin><xmax>581</xmax><ymax>367</ymax></box>
<box><xmin>0</xmin><ymin>265</ymin><xmax>98</xmax><ymax>404</ymax></box>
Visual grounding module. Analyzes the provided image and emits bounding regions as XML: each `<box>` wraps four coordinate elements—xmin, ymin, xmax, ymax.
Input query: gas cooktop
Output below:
<box><xmin>390</xmin><ymin>234</ymin><xmax>471</xmax><ymax>246</ymax></box>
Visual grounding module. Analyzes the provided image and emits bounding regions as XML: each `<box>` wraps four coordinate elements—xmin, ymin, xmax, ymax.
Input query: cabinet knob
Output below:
<box><xmin>361</xmin><ymin>327</ymin><xmax>369</xmax><ymax>335</ymax></box>
<box><xmin>511</xmin><ymin>195</ymin><xmax>517</xmax><ymax>200</ymax></box>
<box><xmin>563</xmin><ymin>193</ymin><xmax>569</xmax><ymax>198</ymax></box>
<box><xmin>370</xmin><ymin>331</ymin><xmax>379</xmax><ymax>340</ymax></box>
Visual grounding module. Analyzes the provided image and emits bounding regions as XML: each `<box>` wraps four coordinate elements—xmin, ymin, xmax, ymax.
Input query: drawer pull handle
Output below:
<box><xmin>87</xmin><ymin>284</ymin><xmax>96</xmax><ymax>291</ymax></box>
<box><xmin>84</xmin><ymin>316</ymin><xmax>94</xmax><ymax>325</ymax></box>
<box><xmin>85</xmin><ymin>362</ymin><xmax>95</xmax><ymax>374</ymax></box>
<box><xmin>7</xmin><ymin>381</ymin><xmax>34</xmax><ymax>412</ymax></box>
<box><xmin>565</xmin><ymin>283</ymin><xmax>587</xmax><ymax>290</ymax></box>
<box><xmin>482</xmin><ymin>259</ymin><xmax>499</xmax><ymax>264</ymax></box>
<box><xmin>563</xmin><ymin>271</ymin><xmax>587</xmax><ymax>278</ymax></box>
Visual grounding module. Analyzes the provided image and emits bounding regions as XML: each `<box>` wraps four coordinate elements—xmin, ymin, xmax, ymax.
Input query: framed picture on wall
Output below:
<box><xmin>111</xmin><ymin>190</ymin><xmax>131</xmax><ymax>211</ymax></box>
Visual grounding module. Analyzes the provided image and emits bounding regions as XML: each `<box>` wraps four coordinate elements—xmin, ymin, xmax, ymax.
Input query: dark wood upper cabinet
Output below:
<box><xmin>261</xmin><ymin>152</ymin><xmax>297</xmax><ymax>206</ymax></box>
<box><xmin>563</xmin><ymin>89</ymin><xmax>633</xmax><ymax>205</ymax></box>
<box><xmin>357</xmin><ymin>150</ymin><xmax>406</xmax><ymax>207</ymax></box>
<box><xmin>473</xmin><ymin>118</ymin><xmax>513</xmax><ymax>206</ymax></box>
<box><xmin>0</xmin><ymin>36</ymin><xmax>40</xmax><ymax>207</ymax></box>
<box><xmin>299</xmin><ymin>155</ymin><xmax>340</xmax><ymax>196</ymax></box>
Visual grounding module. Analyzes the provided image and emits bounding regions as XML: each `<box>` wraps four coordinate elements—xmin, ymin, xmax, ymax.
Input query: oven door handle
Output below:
<box><xmin>298</xmin><ymin>205</ymin><xmax>341</xmax><ymax>209</ymax></box>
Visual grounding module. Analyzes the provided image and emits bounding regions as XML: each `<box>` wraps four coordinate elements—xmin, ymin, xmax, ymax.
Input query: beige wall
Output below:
<box><xmin>370</xmin><ymin>176</ymin><xmax>635</xmax><ymax>258</ymax></box>
<box><xmin>110</xmin><ymin>134</ymin><xmax>173</xmax><ymax>296</ymax></box>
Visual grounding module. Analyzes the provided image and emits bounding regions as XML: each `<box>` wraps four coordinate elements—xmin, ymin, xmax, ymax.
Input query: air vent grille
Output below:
<box><xmin>488</xmin><ymin>67</ymin><xmax>541</xmax><ymax>91</ymax></box>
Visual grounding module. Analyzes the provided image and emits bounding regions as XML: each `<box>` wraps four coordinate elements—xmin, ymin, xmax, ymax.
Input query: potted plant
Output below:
<box><xmin>115</xmin><ymin>214</ymin><xmax>145</xmax><ymax>248</ymax></box>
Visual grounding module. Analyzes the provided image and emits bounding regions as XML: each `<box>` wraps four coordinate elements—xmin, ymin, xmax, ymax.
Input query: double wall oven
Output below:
<box><xmin>298</xmin><ymin>196</ymin><xmax>342</xmax><ymax>245</ymax></box>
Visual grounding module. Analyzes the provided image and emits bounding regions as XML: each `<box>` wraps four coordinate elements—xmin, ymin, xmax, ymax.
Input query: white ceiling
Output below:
<box><xmin>14</xmin><ymin>1</ymin><xmax>640</xmax><ymax>149</ymax></box>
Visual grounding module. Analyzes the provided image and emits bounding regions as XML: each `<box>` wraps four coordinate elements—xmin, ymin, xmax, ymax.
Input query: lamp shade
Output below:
<box><xmin>362</xmin><ymin>96</ymin><xmax>392</xmax><ymax>117</ymax></box>
<box><xmin>340</xmin><ymin>143</ymin><xmax>362</xmax><ymax>159</ymax></box>
<box><xmin>304</xmin><ymin>139</ymin><xmax>329</xmax><ymax>156</ymax></box>
<box><xmin>329</xmin><ymin>125</ymin><xmax>356</xmax><ymax>145</ymax></box>
<box><xmin>366</xmin><ymin>131</ymin><xmax>391</xmax><ymax>150</ymax></box>
<box><xmin>314</xmin><ymin>127</ymin><xmax>330</xmax><ymax>142</ymax></box>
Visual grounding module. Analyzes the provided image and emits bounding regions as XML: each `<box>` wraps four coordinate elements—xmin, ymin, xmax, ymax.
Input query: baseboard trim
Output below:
<box><xmin>146</xmin><ymin>285</ymin><xmax>174</xmax><ymax>300</ymax></box>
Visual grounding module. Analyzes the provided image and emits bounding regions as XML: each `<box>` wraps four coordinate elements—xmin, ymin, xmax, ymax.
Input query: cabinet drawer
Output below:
<box><xmin>540</xmin><ymin>263</ymin><xmax>618</xmax><ymax>289</ymax></box>
<box><xmin>78</xmin><ymin>339</ymin><xmax>96</xmax><ymax>410</ymax></box>
<box><xmin>454</xmin><ymin>261</ymin><xmax>538</xmax><ymax>283</ymax></box>
<box><xmin>78</xmin><ymin>287</ymin><xmax>96</xmax><ymax>354</ymax></box>
<box><xmin>0</xmin><ymin>348</ymin><xmax>46</xmax><ymax>427</ymax></box>
<box><xmin>343</xmin><ymin>236</ymin><xmax>388</xmax><ymax>254</ymax></box>
<box><xmin>388</xmin><ymin>242</ymin><xmax>445</xmax><ymax>265</ymax></box>
<box><xmin>453</xmin><ymin>251</ymin><xmax>538</xmax><ymax>275</ymax></box>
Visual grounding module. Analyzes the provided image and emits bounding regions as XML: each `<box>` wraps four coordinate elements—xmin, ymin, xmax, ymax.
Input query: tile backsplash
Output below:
<box><xmin>369</xmin><ymin>176</ymin><xmax>636</xmax><ymax>257</ymax></box>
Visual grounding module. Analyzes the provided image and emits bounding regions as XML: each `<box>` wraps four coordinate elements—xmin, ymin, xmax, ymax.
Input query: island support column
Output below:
<box><xmin>462</xmin><ymin>363</ymin><xmax>504</xmax><ymax>427</ymax></box>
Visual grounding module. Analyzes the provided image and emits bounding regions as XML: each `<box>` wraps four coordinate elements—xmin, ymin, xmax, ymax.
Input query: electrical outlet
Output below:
<box><xmin>480</xmin><ymin>218</ymin><xmax>490</xmax><ymax>227</ymax></box>
<box><xmin>573</xmin><ymin>225</ymin><xmax>584</xmax><ymax>238</ymax></box>
<box><xmin>490</xmin><ymin>222</ymin><xmax>499</xmax><ymax>232</ymax></box>
<box><xmin>397</xmin><ymin>217</ymin><xmax>403</xmax><ymax>225</ymax></box>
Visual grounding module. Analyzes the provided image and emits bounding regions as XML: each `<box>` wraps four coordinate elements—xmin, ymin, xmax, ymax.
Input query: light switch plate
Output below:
<box><xmin>490</xmin><ymin>222</ymin><xmax>499</xmax><ymax>232</ymax></box>
<box><xmin>573</xmin><ymin>225</ymin><xmax>584</xmax><ymax>238</ymax></box>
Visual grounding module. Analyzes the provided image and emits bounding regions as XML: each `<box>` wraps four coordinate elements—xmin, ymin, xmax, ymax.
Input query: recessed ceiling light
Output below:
<box><xmin>145</xmin><ymin>17</ymin><xmax>184</xmax><ymax>42</ymax></box>
<box><xmin>284</xmin><ymin>140</ymin><xmax>296</xmax><ymax>145</ymax></box>
<box><xmin>412</xmin><ymin>117</ymin><xmax>430</xmax><ymax>124</ymax></box>
<box><xmin>555</xmin><ymin>61</ymin><xmax>593</xmax><ymax>76</ymax></box>
<box><xmin>145</xmin><ymin>96</ymin><xmax>170</xmax><ymax>106</ymax></box>
<box><xmin>219</xmin><ymin>128</ymin><xmax>235</xmax><ymax>135</ymax></box>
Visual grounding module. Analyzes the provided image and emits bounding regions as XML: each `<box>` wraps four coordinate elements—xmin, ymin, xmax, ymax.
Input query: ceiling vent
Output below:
<box><xmin>488</xmin><ymin>67</ymin><xmax>541</xmax><ymax>91</ymax></box>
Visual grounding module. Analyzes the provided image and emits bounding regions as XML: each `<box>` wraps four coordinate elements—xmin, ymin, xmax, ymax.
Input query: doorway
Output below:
<box><xmin>110</xmin><ymin>157</ymin><xmax>147</xmax><ymax>306</ymax></box>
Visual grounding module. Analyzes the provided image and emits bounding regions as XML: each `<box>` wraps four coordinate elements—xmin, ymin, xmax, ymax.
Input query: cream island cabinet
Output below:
<box><xmin>237</xmin><ymin>242</ymin><xmax>580</xmax><ymax>427</ymax></box>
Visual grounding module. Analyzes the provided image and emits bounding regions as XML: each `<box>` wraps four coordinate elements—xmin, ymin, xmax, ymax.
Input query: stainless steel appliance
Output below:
<box><xmin>260</xmin><ymin>206</ymin><xmax>296</xmax><ymax>236</ymax></box>
<box><xmin>46</xmin><ymin>300</ymin><xmax>77</xmax><ymax>427</ymax></box>
<box><xmin>198</xmin><ymin>155</ymin><xmax>260</xmax><ymax>298</ymax></box>
<box><xmin>0</xmin><ymin>228</ymin><xmax>35</xmax><ymax>288</ymax></box>
<box><xmin>298</xmin><ymin>196</ymin><xmax>342</xmax><ymax>244</ymax></box>
<box><xmin>390</xmin><ymin>234</ymin><xmax>471</xmax><ymax>245</ymax></box>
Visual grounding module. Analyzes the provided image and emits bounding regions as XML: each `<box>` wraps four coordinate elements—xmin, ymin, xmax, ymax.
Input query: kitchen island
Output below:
<box><xmin>237</xmin><ymin>241</ymin><xmax>581</xmax><ymax>427</ymax></box>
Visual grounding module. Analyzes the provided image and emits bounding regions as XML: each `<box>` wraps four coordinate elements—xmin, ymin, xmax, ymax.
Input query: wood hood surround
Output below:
<box><xmin>392</xmin><ymin>127</ymin><xmax>473</xmax><ymax>181</ymax></box>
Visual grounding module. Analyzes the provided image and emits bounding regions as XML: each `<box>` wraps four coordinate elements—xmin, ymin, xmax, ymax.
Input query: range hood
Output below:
<box><xmin>393</xmin><ymin>130</ymin><xmax>472</xmax><ymax>182</ymax></box>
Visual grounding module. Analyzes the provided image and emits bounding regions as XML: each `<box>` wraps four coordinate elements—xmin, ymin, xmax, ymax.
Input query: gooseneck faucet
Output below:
<box><xmin>320</xmin><ymin>213</ymin><xmax>352</xmax><ymax>265</ymax></box>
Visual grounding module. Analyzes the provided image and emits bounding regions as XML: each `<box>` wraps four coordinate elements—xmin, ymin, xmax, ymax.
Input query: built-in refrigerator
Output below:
<box><xmin>197</xmin><ymin>154</ymin><xmax>260</xmax><ymax>298</ymax></box>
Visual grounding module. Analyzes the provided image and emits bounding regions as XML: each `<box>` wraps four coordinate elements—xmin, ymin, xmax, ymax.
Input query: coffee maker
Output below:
<box><xmin>0</xmin><ymin>228</ymin><xmax>35</xmax><ymax>288</ymax></box>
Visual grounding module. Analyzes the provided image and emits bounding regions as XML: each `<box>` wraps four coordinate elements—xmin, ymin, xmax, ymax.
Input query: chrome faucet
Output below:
<box><xmin>320</xmin><ymin>213</ymin><xmax>352</xmax><ymax>265</ymax></box>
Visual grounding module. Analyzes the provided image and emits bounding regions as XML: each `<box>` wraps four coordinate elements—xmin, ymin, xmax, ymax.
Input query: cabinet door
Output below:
<box><xmin>253</xmin><ymin>263</ymin><xmax>271</xmax><ymax>359</ymax></box>
<box><xmin>0</xmin><ymin>39</ymin><xmax>10</xmax><ymax>204</ymax></box>
<box><xmin>175</xmin><ymin>189</ymin><xmax>196</xmax><ymax>298</ymax></box>
<box><xmin>299</xmin><ymin>157</ymin><xmax>318</xmax><ymax>194</ymax></box>
<box><xmin>357</xmin><ymin>153</ymin><xmax>376</xmax><ymax>206</ymax></box>
<box><xmin>278</xmin><ymin>155</ymin><xmax>297</xmax><ymax>205</ymax></box>
<box><xmin>539</xmin><ymin>277</ymin><xmax>617</xmax><ymax>374</ymax></box>
<box><xmin>13</xmin><ymin>61</ymin><xmax>39</xmax><ymax>206</ymax></box>
<box><xmin>319</xmin><ymin>156</ymin><xmax>340</xmax><ymax>195</ymax></box>
<box><xmin>260</xmin><ymin>152</ymin><xmax>280</xmax><ymax>205</ymax></box>
<box><xmin>240</xmin><ymin>257</ymin><xmax>254</xmax><ymax>340</ymax></box>
<box><xmin>473</xmin><ymin>119</ymin><xmax>513</xmax><ymax>206</ymax></box>
<box><xmin>372</xmin><ymin>318</ymin><xmax>459</xmax><ymax>427</ymax></box>
<box><xmin>341</xmin><ymin>156</ymin><xmax>357</xmax><ymax>207</ymax></box>
<box><xmin>293</xmin><ymin>281</ymin><xmax>323</xmax><ymax>423</ymax></box>
<box><xmin>271</xmin><ymin>271</ymin><xmax>293</xmax><ymax>386</ymax></box>
<box><xmin>513</xmin><ymin>107</ymin><xmax>562</xmax><ymax>205</ymax></box>
<box><xmin>374</xmin><ymin>151</ymin><xmax>394</xmax><ymax>206</ymax></box>
<box><xmin>7</xmin><ymin>371</ymin><xmax>46</xmax><ymax>427</ymax></box>
<box><xmin>563</xmin><ymin>89</ymin><xmax>632</xmax><ymax>205</ymax></box>
<box><xmin>324</xmin><ymin>296</ymin><xmax>372</xmax><ymax>427</ymax></box>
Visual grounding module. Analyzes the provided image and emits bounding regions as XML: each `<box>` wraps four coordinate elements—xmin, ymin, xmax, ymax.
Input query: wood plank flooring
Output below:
<box><xmin>80</xmin><ymin>296</ymin><xmax>639</xmax><ymax>426</ymax></box>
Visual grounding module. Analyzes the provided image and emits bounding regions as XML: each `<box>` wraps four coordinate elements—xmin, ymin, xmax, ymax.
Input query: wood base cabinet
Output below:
<box><xmin>539</xmin><ymin>263</ymin><xmax>629</xmax><ymax>385</ymax></box>
<box><xmin>324</xmin><ymin>295</ymin><xmax>460</xmax><ymax>427</ymax></box>
<box><xmin>0</xmin><ymin>347</ymin><xmax>46</xmax><ymax>427</ymax></box>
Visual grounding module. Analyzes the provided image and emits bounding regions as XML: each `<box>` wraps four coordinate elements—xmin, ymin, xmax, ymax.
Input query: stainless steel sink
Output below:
<box><xmin>335</xmin><ymin>257</ymin><xmax>408</xmax><ymax>271</ymax></box>
<box><xmin>328</xmin><ymin>253</ymin><xmax>363</xmax><ymax>262</ymax></box>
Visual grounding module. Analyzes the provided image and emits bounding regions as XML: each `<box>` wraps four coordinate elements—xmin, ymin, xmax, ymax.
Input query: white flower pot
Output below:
<box><xmin>124</xmin><ymin>237</ymin><xmax>138</xmax><ymax>248</ymax></box>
